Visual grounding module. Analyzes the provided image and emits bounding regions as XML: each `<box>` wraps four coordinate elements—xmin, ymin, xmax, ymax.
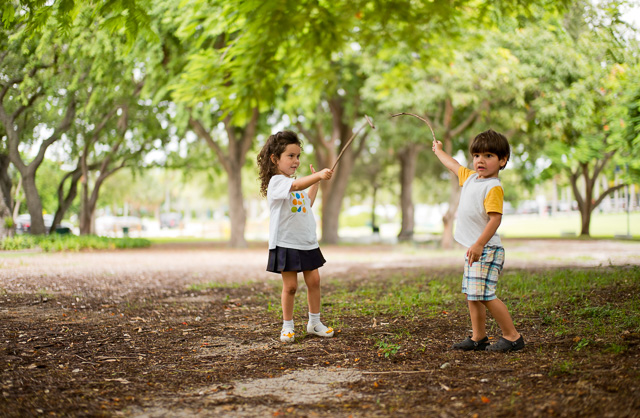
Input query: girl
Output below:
<box><xmin>257</xmin><ymin>130</ymin><xmax>335</xmax><ymax>343</ymax></box>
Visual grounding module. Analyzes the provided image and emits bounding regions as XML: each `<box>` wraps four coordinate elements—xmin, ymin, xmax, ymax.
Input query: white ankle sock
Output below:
<box><xmin>282</xmin><ymin>319</ymin><xmax>294</xmax><ymax>331</ymax></box>
<box><xmin>308</xmin><ymin>312</ymin><xmax>320</xmax><ymax>326</ymax></box>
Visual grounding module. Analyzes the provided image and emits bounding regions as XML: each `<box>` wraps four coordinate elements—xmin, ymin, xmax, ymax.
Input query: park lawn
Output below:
<box><xmin>500</xmin><ymin>212</ymin><xmax>640</xmax><ymax>238</ymax></box>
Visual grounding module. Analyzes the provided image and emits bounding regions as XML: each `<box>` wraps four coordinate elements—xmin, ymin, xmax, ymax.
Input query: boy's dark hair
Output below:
<box><xmin>257</xmin><ymin>131</ymin><xmax>302</xmax><ymax>197</ymax></box>
<box><xmin>469</xmin><ymin>129</ymin><xmax>510</xmax><ymax>170</ymax></box>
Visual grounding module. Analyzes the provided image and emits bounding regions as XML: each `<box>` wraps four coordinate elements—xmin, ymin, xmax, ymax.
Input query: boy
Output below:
<box><xmin>432</xmin><ymin>129</ymin><xmax>524</xmax><ymax>352</ymax></box>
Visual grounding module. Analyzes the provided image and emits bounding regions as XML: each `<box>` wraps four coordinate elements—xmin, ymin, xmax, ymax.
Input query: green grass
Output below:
<box><xmin>186</xmin><ymin>281</ymin><xmax>245</xmax><ymax>291</ymax></box>
<box><xmin>324</xmin><ymin>276</ymin><xmax>458</xmax><ymax>317</ymax></box>
<box><xmin>147</xmin><ymin>237</ymin><xmax>224</xmax><ymax>244</ymax></box>
<box><xmin>0</xmin><ymin>234</ymin><xmax>151</xmax><ymax>252</ymax></box>
<box><xmin>257</xmin><ymin>267</ymin><xmax>640</xmax><ymax>340</ymax></box>
<box><xmin>500</xmin><ymin>212</ymin><xmax>640</xmax><ymax>238</ymax></box>
<box><xmin>316</xmin><ymin>267</ymin><xmax>637</xmax><ymax>347</ymax></box>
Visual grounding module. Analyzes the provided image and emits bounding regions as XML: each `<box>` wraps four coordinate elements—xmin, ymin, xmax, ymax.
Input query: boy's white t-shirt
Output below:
<box><xmin>267</xmin><ymin>175</ymin><xmax>319</xmax><ymax>250</ymax></box>
<box><xmin>454</xmin><ymin>167</ymin><xmax>504</xmax><ymax>248</ymax></box>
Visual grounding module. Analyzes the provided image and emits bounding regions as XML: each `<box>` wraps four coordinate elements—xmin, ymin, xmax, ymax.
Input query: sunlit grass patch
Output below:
<box><xmin>254</xmin><ymin>266</ymin><xmax>640</xmax><ymax>354</ymax></box>
<box><xmin>498</xmin><ymin>267</ymin><xmax>639</xmax><ymax>308</ymax></box>
<box><xmin>0</xmin><ymin>234</ymin><xmax>151</xmax><ymax>252</ymax></box>
<box><xmin>186</xmin><ymin>281</ymin><xmax>245</xmax><ymax>291</ymax></box>
<box><xmin>323</xmin><ymin>274</ymin><xmax>460</xmax><ymax>317</ymax></box>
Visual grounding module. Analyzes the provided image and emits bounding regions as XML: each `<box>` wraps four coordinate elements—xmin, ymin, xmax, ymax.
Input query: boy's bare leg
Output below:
<box><xmin>281</xmin><ymin>271</ymin><xmax>298</xmax><ymax>321</ymax></box>
<box><xmin>482</xmin><ymin>298</ymin><xmax>520</xmax><ymax>341</ymax></box>
<box><xmin>468</xmin><ymin>300</ymin><xmax>487</xmax><ymax>341</ymax></box>
<box><xmin>302</xmin><ymin>269</ymin><xmax>321</xmax><ymax>314</ymax></box>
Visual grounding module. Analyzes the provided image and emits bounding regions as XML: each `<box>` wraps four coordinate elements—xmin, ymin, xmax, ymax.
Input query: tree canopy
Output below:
<box><xmin>1</xmin><ymin>0</ymin><xmax>638</xmax><ymax>242</ymax></box>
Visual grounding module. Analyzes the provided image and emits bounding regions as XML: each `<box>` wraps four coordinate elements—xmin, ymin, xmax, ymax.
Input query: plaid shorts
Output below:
<box><xmin>462</xmin><ymin>246</ymin><xmax>505</xmax><ymax>301</ymax></box>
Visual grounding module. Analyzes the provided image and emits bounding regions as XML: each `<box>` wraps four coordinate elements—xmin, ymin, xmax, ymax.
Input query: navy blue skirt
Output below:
<box><xmin>267</xmin><ymin>246</ymin><xmax>326</xmax><ymax>273</ymax></box>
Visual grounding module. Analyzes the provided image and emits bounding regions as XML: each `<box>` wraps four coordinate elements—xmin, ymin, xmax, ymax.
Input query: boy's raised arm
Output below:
<box><xmin>432</xmin><ymin>140</ymin><xmax>461</xmax><ymax>177</ymax></box>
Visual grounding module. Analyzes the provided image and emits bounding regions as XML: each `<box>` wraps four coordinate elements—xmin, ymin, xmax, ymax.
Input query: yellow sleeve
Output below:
<box><xmin>457</xmin><ymin>166</ymin><xmax>476</xmax><ymax>187</ymax></box>
<box><xmin>484</xmin><ymin>186</ymin><xmax>504</xmax><ymax>214</ymax></box>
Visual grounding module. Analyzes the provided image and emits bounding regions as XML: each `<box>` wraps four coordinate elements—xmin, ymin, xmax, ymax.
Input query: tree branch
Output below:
<box><xmin>592</xmin><ymin>150</ymin><xmax>616</xmax><ymax>182</ymax></box>
<box><xmin>31</xmin><ymin>98</ymin><xmax>77</xmax><ymax>169</ymax></box>
<box><xmin>450</xmin><ymin>108</ymin><xmax>479</xmax><ymax>138</ymax></box>
<box><xmin>296</xmin><ymin>122</ymin><xmax>315</xmax><ymax>145</ymax></box>
<box><xmin>593</xmin><ymin>183</ymin><xmax>625</xmax><ymax>209</ymax></box>
<box><xmin>240</xmin><ymin>107</ymin><xmax>259</xmax><ymax>157</ymax></box>
<box><xmin>189</xmin><ymin>117</ymin><xmax>229</xmax><ymax>172</ymax></box>
<box><xmin>570</xmin><ymin>165</ymin><xmax>585</xmax><ymax>212</ymax></box>
<box><xmin>0</xmin><ymin>61</ymin><xmax>54</xmax><ymax>103</ymax></box>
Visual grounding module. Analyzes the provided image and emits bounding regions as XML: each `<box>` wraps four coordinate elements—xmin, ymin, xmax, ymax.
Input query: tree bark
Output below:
<box><xmin>79</xmin><ymin>172</ymin><xmax>92</xmax><ymax>235</ymax></box>
<box><xmin>226</xmin><ymin>162</ymin><xmax>246</xmax><ymax>247</ymax></box>
<box><xmin>397</xmin><ymin>143</ymin><xmax>421</xmax><ymax>241</ymax></box>
<box><xmin>78</xmin><ymin>137</ymin><xmax>129</xmax><ymax>235</ymax></box>
<box><xmin>190</xmin><ymin>107</ymin><xmax>258</xmax><ymax>248</ymax></box>
<box><xmin>569</xmin><ymin>153</ymin><xmax>625</xmax><ymax>237</ymax></box>
<box><xmin>300</xmin><ymin>97</ymin><xmax>367</xmax><ymax>245</ymax></box>
<box><xmin>0</xmin><ymin>154</ymin><xmax>13</xmax><ymax>237</ymax></box>
<box><xmin>21</xmin><ymin>171</ymin><xmax>46</xmax><ymax>233</ymax></box>
<box><xmin>1</xmin><ymin>97</ymin><xmax>76</xmax><ymax>234</ymax></box>
<box><xmin>51</xmin><ymin>167</ymin><xmax>83</xmax><ymax>234</ymax></box>
<box><xmin>441</xmin><ymin>174</ymin><xmax>461</xmax><ymax>249</ymax></box>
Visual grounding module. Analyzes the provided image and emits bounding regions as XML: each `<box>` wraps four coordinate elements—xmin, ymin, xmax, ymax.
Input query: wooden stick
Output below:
<box><xmin>331</xmin><ymin>115</ymin><xmax>376</xmax><ymax>171</ymax></box>
<box><xmin>390</xmin><ymin>112</ymin><xmax>436</xmax><ymax>142</ymax></box>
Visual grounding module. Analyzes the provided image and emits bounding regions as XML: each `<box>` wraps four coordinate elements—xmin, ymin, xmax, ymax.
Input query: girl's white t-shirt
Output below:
<box><xmin>267</xmin><ymin>175</ymin><xmax>318</xmax><ymax>250</ymax></box>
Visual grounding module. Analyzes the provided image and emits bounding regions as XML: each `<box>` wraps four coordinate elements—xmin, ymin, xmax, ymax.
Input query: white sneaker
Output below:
<box><xmin>307</xmin><ymin>322</ymin><xmax>334</xmax><ymax>338</ymax></box>
<box><xmin>280</xmin><ymin>328</ymin><xmax>295</xmax><ymax>343</ymax></box>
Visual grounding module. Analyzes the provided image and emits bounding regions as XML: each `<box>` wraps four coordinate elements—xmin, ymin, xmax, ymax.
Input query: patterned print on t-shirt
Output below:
<box><xmin>290</xmin><ymin>192</ymin><xmax>307</xmax><ymax>214</ymax></box>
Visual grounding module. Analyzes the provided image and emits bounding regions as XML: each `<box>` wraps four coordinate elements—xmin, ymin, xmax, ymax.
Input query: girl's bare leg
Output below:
<box><xmin>302</xmin><ymin>269</ymin><xmax>320</xmax><ymax>313</ymax></box>
<box><xmin>281</xmin><ymin>271</ymin><xmax>298</xmax><ymax>321</ymax></box>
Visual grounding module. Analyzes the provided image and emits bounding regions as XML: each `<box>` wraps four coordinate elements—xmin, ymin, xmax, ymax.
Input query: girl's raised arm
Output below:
<box><xmin>291</xmin><ymin>167</ymin><xmax>332</xmax><ymax>193</ymax></box>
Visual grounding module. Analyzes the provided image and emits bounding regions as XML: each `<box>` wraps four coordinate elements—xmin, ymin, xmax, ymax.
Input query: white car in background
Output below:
<box><xmin>15</xmin><ymin>214</ymin><xmax>54</xmax><ymax>234</ymax></box>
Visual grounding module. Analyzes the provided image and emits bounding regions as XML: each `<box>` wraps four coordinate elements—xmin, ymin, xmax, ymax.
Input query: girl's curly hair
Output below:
<box><xmin>257</xmin><ymin>131</ymin><xmax>302</xmax><ymax>197</ymax></box>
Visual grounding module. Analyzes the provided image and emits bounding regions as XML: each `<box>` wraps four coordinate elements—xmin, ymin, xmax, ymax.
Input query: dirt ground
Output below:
<box><xmin>1</xmin><ymin>239</ymin><xmax>640</xmax><ymax>417</ymax></box>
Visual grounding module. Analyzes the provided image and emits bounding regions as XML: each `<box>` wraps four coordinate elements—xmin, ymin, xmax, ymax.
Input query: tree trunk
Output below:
<box><xmin>190</xmin><ymin>109</ymin><xmax>257</xmax><ymax>248</ymax></box>
<box><xmin>569</xmin><ymin>155</ymin><xmax>624</xmax><ymax>237</ymax></box>
<box><xmin>296</xmin><ymin>98</ymin><xmax>369</xmax><ymax>245</ymax></box>
<box><xmin>371</xmin><ymin>185</ymin><xmax>378</xmax><ymax>234</ymax></box>
<box><xmin>320</xmin><ymin>153</ymin><xmax>354</xmax><ymax>244</ymax></box>
<box><xmin>441</xmin><ymin>174</ymin><xmax>461</xmax><ymax>249</ymax></box>
<box><xmin>318</xmin><ymin>99</ymin><xmax>364</xmax><ymax>245</ymax></box>
<box><xmin>2</xmin><ymin>95</ymin><xmax>76</xmax><ymax>235</ymax></box>
<box><xmin>51</xmin><ymin>168</ymin><xmax>82</xmax><ymax>234</ymax></box>
<box><xmin>0</xmin><ymin>154</ymin><xmax>13</xmax><ymax>237</ymax></box>
<box><xmin>227</xmin><ymin>162</ymin><xmax>247</xmax><ymax>248</ymax></box>
<box><xmin>12</xmin><ymin>176</ymin><xmax>22</xmax><ymax>220</ymax></box>
<box><xmin>580</xmin><ymin>205</ymin><xmax>591</xmax><ymax>236</ymax></box>
<box><xmin>83</xmin><ymin>177</ymin><xmax>104</xmax><ymax>236</ymax></box>
<box><xmin>21</xmin><ymin>171</ymin><xmax>46</xmax><ymax>234</ymax></box>
<box><xmin>397</xmin><ymin>143</ymin><xmax>420</xmax><ymax>242</ymax></box>
<box><xmin>441</xmin><ymin>132</ymin><xmax>459</xmax><ymax>249</ymax></box>
<box><xmin>79</xmin><ymin>174</ymin><xmax>92</xmax><ymax>235</ymax></box>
